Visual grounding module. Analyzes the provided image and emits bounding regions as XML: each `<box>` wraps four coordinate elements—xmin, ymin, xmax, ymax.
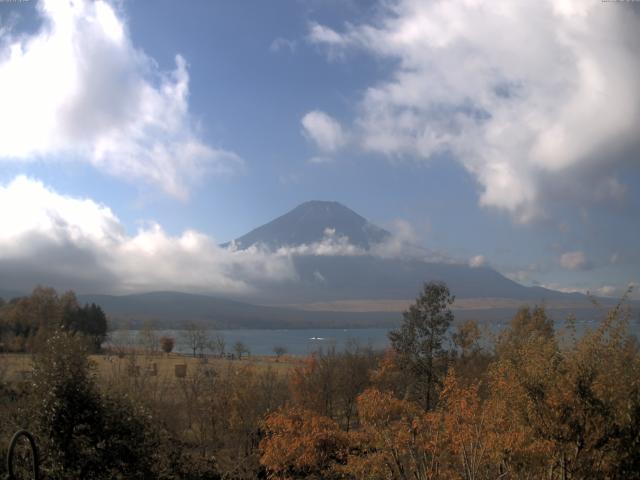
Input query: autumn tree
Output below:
<box><xmin>388</xmin><ymin>281</ymin><xmax>454</xmax><ymax>410</ymax></box>
<box><xmin>370</xmin><ymin>348</ymin><xmax>414</xmax><ymax>401</ymax></box>
<box><xmin>182</xmin><ymin>321</ymin><xmax>208</xmax><ymax>357</ymax></box>
<box><xmin>489</xmin><ymin>301</ymin><xmax>640</xmax><ymax>478</ymax></box>
<box><xmin>289</xmin><ymin>345</ymin><xmax>377</xmax><ymax>429</ymax></box>
<box><xmin>0</xmin><ymin>287</ymin><xmax>107</xmax><ymax>353</ymax></box>
<box><xmin>289</xmin><ymin>350</ymin><xmax>340</xmax><ymax>420</ymax></box>
<box><xmin>494</xmin><ymin>305</ymin><xmax>554</xmax><ymax>361</ymax></box>
<box><xmin>180</xmin><ymin>362</ymin><xmax>288</xmax><ymax>477</ymax></box>
<box><xmin>438</xmin><ymin>370</ymin><xmax>491</xmax><ymax>480</ymax></box>
<box><xmin>273</xmin><ymin>345</ymin><xmax>287</xmax><ymax>361</ymax></box>
<box><xmin>289</xmin><ymin>356</ymin><xmax>325</xmax><ymax>414</ymax></box>
<box><xmin>31</xmin><ymin>329</ymin><xmax>161</xmax><ymax>479</ymax></box>
<box><xmin>341</xmin><ymin>387</ymin><xmax>442</xmax><ymax>479</ymax></box>
<box><xmin>159</xmin><ymin>336</ymin><xmax>175</xmax><ymax>355</ymax></box>
<box><xmin>260</xmin><ymin>406</ymin><xmax>348</xmax><ymax>479</ymax></box>
<box><xmin>5</xmin><ymin>286</ymin><xmax>62</xmax><ymax>351</ymax></box>
<box><xmin>60</xmin><ymin>293</ymin><xmax>108</xmax><ymax>352</ymax></box>
<box><xmin>234</xmin><ymin>341</ymin><xmax>249</xmax><ymax>359</ymax></box>
<box><xmin>138</xmin><ymin>320</ymin><xmax>159</xmax><ymax>356</ymax></box>
<box><xmin>451</xmin><ymin>319</ymin><xmax>491</xmax><ymax>386</ymax></box>
<box><xmin>452</xmin><ymin>319</ymin><xmax>481</xmax><ymax>357</ymax></box>
<box><xmin>335</xmin><ymin>342</ymin><xmax>378</xmax><ymax>430</ymax></box>
<box><xmin>209</xmin><ymin>333</ymin><xmax>226</xmax><ymax>357</ymax></box>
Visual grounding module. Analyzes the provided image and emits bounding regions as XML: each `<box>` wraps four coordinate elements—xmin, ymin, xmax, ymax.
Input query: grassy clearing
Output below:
<box><xmin>0</xmin><ymin>351</ymin><xmax>300</xmax><ymax>386</ymax></box>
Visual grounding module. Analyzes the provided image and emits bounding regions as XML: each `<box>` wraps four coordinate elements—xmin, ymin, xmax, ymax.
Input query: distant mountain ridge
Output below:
<box><xmin>0</xmin><ymin>289</ymin><xmax>23</xmax><ymax>302</ymax></box>
<box><xmin>75</xmin><ymin>290</ymin><xmax>629</xmax><ymax>330</ymax></box>
<box><xmin>229</xmin><ymin>200</ymin><xmax>391</xmax><ymax>250</ymax></box>
<box><xmin>3</xmin><ymin>200</ymin><xmax>632</xmax><ymax>329</ymax></box>
<box><xmin>77</xmin><ymin>291</ymin><xmax>396</xmax><ymax>329</ymax></box>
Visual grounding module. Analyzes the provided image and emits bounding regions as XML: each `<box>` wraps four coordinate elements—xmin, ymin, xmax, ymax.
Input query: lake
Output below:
<box><xmin>110</xmin><ymin>316</ymin><xmax>639</xmax><ymax>357</ymax></box>
<box><xmin>111</xmin><ymin>328</ymin><xmax>392</xmax><ymax>356</ymax></box>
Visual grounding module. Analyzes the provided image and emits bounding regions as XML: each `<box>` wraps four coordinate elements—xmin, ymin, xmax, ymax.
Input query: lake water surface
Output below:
<box><xmin>164</xmin><ymin>328</ymin><xmax>390</xmax><ymax>356</ymax></box>
<box><xmin>112</xmin><ymin>316</ymin><xmax>639</xmax><ymax>357</ymax></box>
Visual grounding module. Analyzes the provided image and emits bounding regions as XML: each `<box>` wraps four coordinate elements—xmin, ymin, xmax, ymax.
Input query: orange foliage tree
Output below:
<box><xmin>259</xmin><ymin>406</ymin><xmax>348</xmax><ymax>479</ymax></box>
<box><xmin>262</xmin><ymin>296</ymin><xmax>640</xmax><ymax>480</ymax></box>
<box><xmin>488</xmin><ymin>301</ymin><xmax>640</xmax><ymax>478</ymax></box>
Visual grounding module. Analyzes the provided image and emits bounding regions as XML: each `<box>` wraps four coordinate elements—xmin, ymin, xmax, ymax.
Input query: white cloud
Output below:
<box><xmin>1</xmin><ymin>177</ymin><xmax>439</xmax><ymax>295</ymax></box>
<box><xmin>309</xmin><ymin>0</ymin><xmax>640</xmax><ymax>221</ymax></box>
<box><xmin>301</xmin><ymin>110</ymin><xmax>347</xmax><ymax>153</ymax></box>
<box><xmin>601</xmin><ymin>282</ymin><xmax>640</xmax><ymax>300</ymax></box>
<box><xmin>371</xmin><ymin>219</ymin><xmax>415</xmax><ymax>258</ymax></box>
<box><xmin>369</xmin><ymin>219</ymin><xmax>454</xmax><ymax>263</ymax></box>
<box><xmin>469</xmin><ymin>255</ymin><xmax>487</xmax><ymax>268</ymax></box>
<box><xmin>309</xmin><ymin>23</ymin><xmax>347</xmax><ymax>46</ymax></box>
<box><xmin>0</xmin><ymin>176</ymin><xmax>293</xmax><ymax>295</ymax></box>
<box><xmin>595</xmin><ymin>285</ymin><xmax>617</xmax><ymax>297</ymax></box>
<box><xmin>308</xmin><ymin>22</ymin><xmax>351</xmax><ymax>61</ymax></box>
<box><xmin>0</xmin><ymin>0</ymin><xmax>243</xmax><ymax>198</ymax></box>
<box><xmin>539</xmin><ymin>282</ymin><xmax>640</xmax><ymax>300</ymax></box>
<box><xmin>505</xmin><ymin>270</ymin><xmax>532</xmax><ymax>284</ymax></box>
<box><xmin>504</xmin><ymin>263</ymin><xmax>547</xmax><ymax>285</ymax></box>
<box><xmin>0</xmin><ymin>175</ymin><xmax>124</xmax><ymax>247</ymax></box>
<box><xmin>535</xmin><ymin>283</ymin><xmax>583</xmax><ymax>295</ymax></box>
<box><xmin>1</xmin><ymin>177</ymin><xmax>467</xmax><ymax>296</ymax></box>
<box><xmin>560</xmin><ymin>251</ymin><xmax>591</xmax><ymax>271</ymax></box>
<box><xmin>275</xmin><ymin>227</ymin><xmax>366</xmax><ymax>257</ymax></box>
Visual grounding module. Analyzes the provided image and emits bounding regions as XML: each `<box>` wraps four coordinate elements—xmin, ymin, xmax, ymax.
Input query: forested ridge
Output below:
<box><xmin>0</xmin><ymin>282</ymin><xmax>638</xmax><ymax>479</ymax></box>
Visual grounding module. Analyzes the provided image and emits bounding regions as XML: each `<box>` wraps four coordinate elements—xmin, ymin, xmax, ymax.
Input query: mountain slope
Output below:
<box><xmin>77</xmin><ymin>291</ymin><xmax>396</xmax><ymax>329</ymax></box>
<box><xmin>219</xmin><ymin>200</ymin><xmax>586</xmax><ymax>304</ymax></box>
<box><xmin>79</xmin><ymin>290</ymin><xmax>628</xmax><ymax>330</ymax></box>
<box><xmin>241</xmin><ymin>255</ymin><xmax>585</xmax><ymax>304</ymax></box>
<box><xmin>230</xmin><ymin>200</ymin><xmax>391</xmax><ymax>250</ymax></box>
<box><xmin>0</xmin><ymin>289</ymin><xmax>24</xmax><ymax>301</ymax></box>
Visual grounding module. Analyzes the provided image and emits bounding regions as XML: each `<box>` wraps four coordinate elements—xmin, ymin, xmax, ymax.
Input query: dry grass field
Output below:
<box><xmin>0</xmin><ymin>351</ymin><xmax>300</xmax><ymax>387</ymax></box>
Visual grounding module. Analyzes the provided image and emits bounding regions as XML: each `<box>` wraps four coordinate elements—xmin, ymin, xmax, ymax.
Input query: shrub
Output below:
<box><xmin>160</xmin><ymin>336</ymin><xmax>175</xmax><ymax>355</ymax></box>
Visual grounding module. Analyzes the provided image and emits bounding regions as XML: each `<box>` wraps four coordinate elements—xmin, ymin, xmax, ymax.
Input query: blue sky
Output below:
<box><xmin>0</xmin><ymin>0</ymin><xmax>638</xmax><ymax>298</ymax></box>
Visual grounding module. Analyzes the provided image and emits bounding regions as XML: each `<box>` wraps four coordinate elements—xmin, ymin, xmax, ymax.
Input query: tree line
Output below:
<box><xmin>0</xmin><ymin>282</ymin><xmax>638</xmax><ymax>479</ymax></box>
<box><xmin>0</xmin><ymin>286</ymin><xmax>107</xmax><ymax>353</ymax></box>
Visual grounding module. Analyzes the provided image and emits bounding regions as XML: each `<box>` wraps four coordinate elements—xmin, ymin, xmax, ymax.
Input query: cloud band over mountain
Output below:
<box><xmin>0</xmin><ymin>177</ymin><xmax>422</xmax><ymax>296</ymax></box>
<box><xmin>0</xmin><ymin>176</ymin><xmax>635</xmax><ymax>301</ymax></box>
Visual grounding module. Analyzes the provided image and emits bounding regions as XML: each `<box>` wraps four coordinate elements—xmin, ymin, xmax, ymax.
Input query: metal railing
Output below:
<box><xmin>5</xmin><ymin>430</ymin><xmax>39</xmax><ymax>480</ymax></box>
